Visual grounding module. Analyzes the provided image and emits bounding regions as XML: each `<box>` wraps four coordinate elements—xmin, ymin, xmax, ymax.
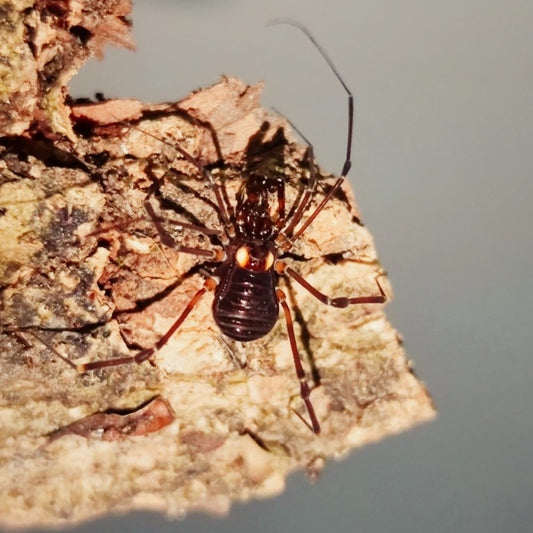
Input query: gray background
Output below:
<box><xmin>63</xmin><ymin>0</ymin><xmax>533</xmax><ymax>531</ymax></box>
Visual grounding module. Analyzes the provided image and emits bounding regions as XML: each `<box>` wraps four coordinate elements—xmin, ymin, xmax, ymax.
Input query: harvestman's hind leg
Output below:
<box><xmin>278</xmin><ymin>262</ymin><xmax>387</xmax><ymax>307</ymax></box>
<box><xmin>40</xmin><ymin>277</ymin><xmax>219</xmax><ymax>373</ymax></box>
<box><xmin>276</xmin><ymin>288</ymin><xmax>321</xmax><ymax>434</ymax></box>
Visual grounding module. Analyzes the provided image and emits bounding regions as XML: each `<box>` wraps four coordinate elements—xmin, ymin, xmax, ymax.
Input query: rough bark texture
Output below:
<box><xmin>0</xmin><ymin>1</ymin><xmax>435</xmax><ymax>528</ymax></box>
<box><xmin>0</xmin><ymin>0</ymin><xmax>134</xmax><ymax>137</ymax></box>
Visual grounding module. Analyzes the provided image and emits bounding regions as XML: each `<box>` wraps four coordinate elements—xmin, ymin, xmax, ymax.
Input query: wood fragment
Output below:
<box><xmin>0</xmin><ymin>0</ymin><xmax>435</xmax><ymax>528</ymax></box>
<box><xmin>70</xmin><ymin>99</ymin><xmax>144</xmax><ymax>124</ymax></box>
<box><xmin>0</xmin><ymin>74</ymin><xmax>435</xmax><ymax>529</ymax></box>
<box><xmin>48</xmin><ymin>397</ymin><xmax>175</xmax><ymax>441</ymax></box>
<box><xmin>0</xmin><ymin>0</ymin><xmax>134</xmax><ymax>137</ymax></box>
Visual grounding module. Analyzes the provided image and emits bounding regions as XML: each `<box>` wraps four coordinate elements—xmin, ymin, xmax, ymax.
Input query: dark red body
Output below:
<box><xmin>211</xmin><ymin>174</ymin><xmax>283</xmax><ymax>342</ymax></box>
<box><xmin>212</xmin><ymin>256</ymin><xmax>279</xmax><ymax>342</ymax></box>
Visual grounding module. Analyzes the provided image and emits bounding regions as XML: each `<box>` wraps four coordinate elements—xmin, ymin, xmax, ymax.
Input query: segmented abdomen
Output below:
<box><xmin>213</xmin><ymin>263</ymin><xmax>279</xmax><ymax>342</ymax></box>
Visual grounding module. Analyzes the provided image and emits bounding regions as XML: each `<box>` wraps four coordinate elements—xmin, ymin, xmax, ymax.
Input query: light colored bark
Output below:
<box><xmin>0</xmin><ymin>1</ymin><xmax>435</xmax><ymax>528</ymax></box>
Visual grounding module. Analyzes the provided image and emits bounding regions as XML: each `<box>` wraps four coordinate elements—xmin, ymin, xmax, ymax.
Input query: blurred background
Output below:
<box><xmin>65</xmin><ymin>0</ymin><xmax>533</xmax><ymax>531</ymax></box>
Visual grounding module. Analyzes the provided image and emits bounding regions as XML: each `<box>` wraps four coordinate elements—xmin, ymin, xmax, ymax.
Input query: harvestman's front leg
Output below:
<box><xmin>276</xmin><ymin>288</ymin><xmax>321</xmax><ymax>434</ymax></box>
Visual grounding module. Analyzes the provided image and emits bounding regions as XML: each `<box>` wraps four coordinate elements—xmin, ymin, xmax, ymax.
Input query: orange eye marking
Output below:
<box><xmin>235</xmin><ymin>246</ymin><xmax>249</xmax><ymax>267</ymax></box>
<box><xmin>264</xmin><ymin>251</ymin><xmax>275</xmax><ymax>270</ymax></box>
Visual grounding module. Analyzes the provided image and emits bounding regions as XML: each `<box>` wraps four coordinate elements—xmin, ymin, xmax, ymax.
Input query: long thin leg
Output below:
<box><xmin>91</xmin><ymin>224</ymin><xmax>218</xmax><ymax>260</ymax></box>
<box><xmin>22</xmin><ymin>330</ymin><xmax>80</xmax><ymax>371</ymax></box>
<box><xmin>159</xmin><ymin>139</ymin><xmax>232</xmax><ymax>227</ymax></box>
<box><xmin>120</xmin><ymin>121</ymin><xmax>232</xmax><ymax>228</ymax></box>
<box><xmin>266</xmin><ymin>109</ymin><xmax>319</xmax><ymax>241</ymax></box>
<box><xmin>269</xmin><ymin>20</ymin><xmax>354</xmax><ymax>245</ymax></box>
<box><xmin>276</xmin><ymin>288</ymin><xmax>321</xmax><ymax>434</ymax></box>
<box><xmin>145</xmin><ymin>200</ymin><xmax>222</xmax><ymax>237</ymax></box>
<box><xmin>144</xmin><ymin>199</ymin><xmax>222</xmax><ymax>258</ymax></box>
<box><xmin>281</xmin><ymin>145</ymin><xmax>319</xmax><ymax>241</ymax></box>
<box><xmin>28</xmin><ymin>277</ymin><xmax>218</xmax><ymax>373</ymax></box>
<box><xmin>87</xmin><ymin>215</ymin><xmax>222</xmax><ymax>240</ymax></box>
<box><xmin>80</xmin><ymin>277</ymin><xmax>217</xmax><ymax>371</ymax></box>
<box><xmin>269</xmin><ymin>19</ymin><xmax>353</xmax><ymax>178</ymax></box>
<box><xmin>88</xmin><ymin>217</ymin><xmax>220</xmax><ymax>260</ymax></box>
<box><xmin>290</xmin><ymin>177</ymin><xmax>345</xmax><ymax>243</ymax></box>
<box><xmin>278</xmin><ymin>263</ymin><xmax>387</xmax><ymax>307</ymax></box>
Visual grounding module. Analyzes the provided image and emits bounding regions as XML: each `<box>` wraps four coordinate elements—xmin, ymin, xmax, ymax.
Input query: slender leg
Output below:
<box><xmin>290</xmin><ymin>177</ymin><xmax>345</xmax><ymax>243</ymax></box>
<box><xmin>269</xmin><ymin>20</ymin><xmax>354</xmax><ymax>245</ymax></box>
<box><xmin>279</xmin><ymin>263</ymin><xmax>387</xmax><ymax>307</ymax></box>
<box><xmin>144</xmin><ymin>199</ymin><xmax>222</xmax><ymax>258</ymax></box>
<box><xmin>144</xmin><ymin>199</ymin><xmax>222</xmax><ymax>237</ymax></box>
<box><xmin>281</xmin><ymin>145</ymin><xmax>319</xmax><ymax>240</ymax></box>
<box><xmin>124</xmin><ymin>122</ymin><xmax>232</xmax><ymax>227</ymax></box>
<box><xmin>168</xmin><ymin>142</ymin><xmax>231</xmax><ymax>227</ymax></box>
<box><xmin>29</xmin><ymin>277</ymin><xmax>217</xmax><ymax>373</ymax></box>
<box><xmin>21</xmin><ymin>330</ymin><xmax>80</xmax><ymax>371</ymax></box>
<box><xmin>270</xmin><ymin>20</ymin><xmax>353</xmax><ymax>178</ymax></box>
<box><xmin>86</xmin><ymin>216</ymin><xmax>149</xmax><ymax>237</ymax></box>
<box><xmin>276</xmin><ymin>288</ymin><xmax>321</xmax><ymax>434</ymax></box>
<box><xmin>91</xmin><ymin>224</ymin><xmax>218</xmax><ymax>260</ymax></box>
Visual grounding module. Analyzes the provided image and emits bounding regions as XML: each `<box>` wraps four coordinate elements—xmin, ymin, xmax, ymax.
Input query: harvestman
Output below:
<box><xmin>35</xmin><ymin>22</ymin><xmax>387</xmax><ymax>434</ymax></box>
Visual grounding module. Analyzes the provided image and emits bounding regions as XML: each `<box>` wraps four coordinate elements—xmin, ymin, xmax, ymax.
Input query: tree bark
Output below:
<box><xmin>0</xmin><ymin>1</ymin><xmax>435</xmax><ymax>527</ymax></box>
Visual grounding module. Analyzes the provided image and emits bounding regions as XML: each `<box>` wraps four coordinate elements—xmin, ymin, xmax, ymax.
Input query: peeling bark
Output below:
<box><xmin>0</xmin><ymin>0</ymin><xmax>134</xmax><ymax>137</ymax></box>
<box><xmin>48</xmin><ymin>397</ymin><xmax>175</xmax><ymax>441</ymax></box>
<box><xmin>0</xmin><ymin>0</ymin><xmax>435</xmax><ymax>528</ymax></box>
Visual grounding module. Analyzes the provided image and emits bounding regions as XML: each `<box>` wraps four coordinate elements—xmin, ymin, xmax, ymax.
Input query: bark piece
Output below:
<box><xmin>0</xmin><ymin>0</ymin><xmax>435</xmax><ymax>527</ymax></box>
<box><xmin>0</xmin><ymin>0</ymin><xmax>134</xmax><ymax>137</ymax></box>
<box><xmin>0</xmin><ymin>76</ymin><xmax>435</xmax><ymax>528</ymax></box>
<box><xmin>48</xmin><ymin>397</ymin><xmax>175</xmax><ymax>441</ymax></box>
